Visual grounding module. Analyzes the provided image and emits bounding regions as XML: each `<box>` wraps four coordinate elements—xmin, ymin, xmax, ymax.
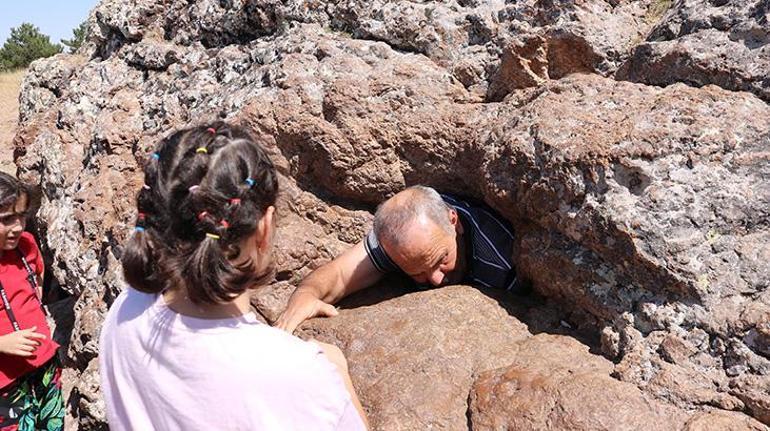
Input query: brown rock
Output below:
<box><xmin>11</xmin><ymin>0</ymin><xmax>770</xmax><ymax>427</ymax></box>
<box><xmin>470</xmin><ymin>335</ymin><xmax>690</xmax><ymax>430</ymax></box>
<box><xmin>618</xmin><ymin>0</ymin><xmax>770</xmax><ymax>102</ymax></box>
<box><xmin>732</xmin><ymin>376</ymin><xmax>770</xmax><ymax>426</ymax></box>
<box><xmin>684</xmin><ymin>410</ymin><xmax>769</xmax><ymax>431</ymax></box>
<box><xmin>300</xmin><ymin>285</ymin><xmax>532</xmax><ymax>431</ymax></box>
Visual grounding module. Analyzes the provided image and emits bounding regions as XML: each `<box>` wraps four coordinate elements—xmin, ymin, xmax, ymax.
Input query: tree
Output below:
<box><xmin>62</xmin><ymin>21</ymin><xmax>88</xmax><ymax>54</ymax></box>
<box><xmin>0</xmin><ymin>23</ymin><xmax>63</xmax><ymax>71</ymax></box>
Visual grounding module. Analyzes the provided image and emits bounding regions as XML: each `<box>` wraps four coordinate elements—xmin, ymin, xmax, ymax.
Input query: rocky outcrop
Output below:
<box><xmin>303</xmin><ymin>286</ymin><xmax>769</xmax><ymax>430</ymax></box>
<box><xmin>12</xmin><ymin>0</ymin><xmax>770</xmax><ymax>429</ymax></box>
<box><xmin>618</xmin><ymin>0</ymin><xmax>770</xmax><ymax>102</ymax></box>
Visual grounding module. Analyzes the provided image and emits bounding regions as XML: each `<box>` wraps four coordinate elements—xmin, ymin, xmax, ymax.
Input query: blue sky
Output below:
<box><xmin>0</xmin><ymin>1</ymin><xmax>99</xmax><ymax>47</ymax></box>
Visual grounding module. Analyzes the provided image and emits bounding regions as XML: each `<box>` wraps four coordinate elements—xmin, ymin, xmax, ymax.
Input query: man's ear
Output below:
<box><xmin>449</xmin><ymin>208</ymin><xmax>463</xmax><ymax>234</ymax></box>
<box><xmin>256</xmin><ymin>205</ymin><xmax>275</xmax><ymax>251</ymax></box>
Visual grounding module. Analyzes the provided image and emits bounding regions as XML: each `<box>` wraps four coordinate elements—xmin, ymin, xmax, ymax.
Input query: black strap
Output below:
<box><xmin>0</xmin><ymin>249</ymin><xmax>44</xmax><ymax>332</ymax></box>
<box><xmin>0</xmin><ymin>282</ymin><xmax>21</xmax><ymax>331</ymax></box>
<box><xmin>17</xmin><ymin>250</ymin><xmax>39</xmax><ymax>293</ymax></box>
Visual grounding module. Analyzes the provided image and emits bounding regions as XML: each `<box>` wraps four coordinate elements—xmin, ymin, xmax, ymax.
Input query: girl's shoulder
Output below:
<box><xmin>242</xmin><ymin>322</ymin><xmax>320</xmax><ymax>356</ymax></box>
<box><xmin>233</xmin><ymin>324</ymin><xmax>337</xmax><ymax>374</ymax></box>
<box><xmin>17</xmin><ymin>231</ymin><xmax>40</xmax><ymax>258</ymax></box>
<box><xmin>17</xmin><ymin>232</ymin><xmax>43</xmax><ymax>273</ymax></box>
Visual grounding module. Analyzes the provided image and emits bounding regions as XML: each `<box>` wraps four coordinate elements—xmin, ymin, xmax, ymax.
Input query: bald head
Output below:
<box><xmin>373</xmin><ymin>186</ymin><xmax>465</xmax><ymax>286</ymax></box>
<box><xmin>373</xmin><ymin>186</ymin><xmax>453</xmax><ymax>251</ymax></box>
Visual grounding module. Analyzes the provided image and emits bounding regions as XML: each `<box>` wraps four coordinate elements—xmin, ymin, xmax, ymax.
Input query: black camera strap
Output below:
<box><xmin>0</xmin><ymin>249</ymin><xmax>44</xmax><ymax>332</ymax></box>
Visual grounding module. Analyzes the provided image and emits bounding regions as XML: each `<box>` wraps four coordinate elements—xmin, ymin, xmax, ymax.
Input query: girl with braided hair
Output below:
<box><xmin>99</xmin><ymin>122</ymin><xmax>367</xmax><ymax>430</ymax></box>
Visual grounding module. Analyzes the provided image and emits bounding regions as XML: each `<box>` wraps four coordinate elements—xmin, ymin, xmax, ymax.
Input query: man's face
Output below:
<box><xmin>383</xmin><ymin>210</ymin><xmax>464</xmax><ymax>287</ymax></box>
<box><xmin>0</xmin><ymin>194</ymin><xmax>28</xmax><ymax>251</ymax></box>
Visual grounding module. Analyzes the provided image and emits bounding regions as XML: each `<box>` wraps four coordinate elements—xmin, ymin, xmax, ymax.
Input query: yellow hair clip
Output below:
<box><xmin>205</xmin><ymin>233</ymin><xmax>221</xmax><ymax>240</ymax></box>
<box><xmin>196</xmin><ymin>147</ymin><xmax>208</xmax><ymax>154</ymax></box>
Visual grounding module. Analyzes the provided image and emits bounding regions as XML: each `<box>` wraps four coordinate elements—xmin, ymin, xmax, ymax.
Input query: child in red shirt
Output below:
<box><xmin>0</xmin><ymin>172</ymin><xmax>63</xmax><ymax>431</ymax></box>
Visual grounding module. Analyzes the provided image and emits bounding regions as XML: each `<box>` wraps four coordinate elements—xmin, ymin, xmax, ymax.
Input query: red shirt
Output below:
<box><xmin>0</xmin><ymin>232</ymin><xmax>58</xmax><ymax>389</ymax></box>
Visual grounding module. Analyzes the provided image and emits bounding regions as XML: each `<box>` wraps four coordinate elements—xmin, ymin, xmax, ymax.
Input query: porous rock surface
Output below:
<box><xmin>12</xmin><ymin>0</ymin><xmax>770</xmax><ymax>429</ymax></box>
<box><xmin>618</xmin><ymin>0</ymin><xmax>770</xmax><ymax>102</ymax></box>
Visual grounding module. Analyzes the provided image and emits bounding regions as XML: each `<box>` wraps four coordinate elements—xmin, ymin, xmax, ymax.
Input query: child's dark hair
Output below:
<box><xmin>121</xmin><ymin>122</ymin><xmax>278</xmax><ymax>304</ymax></box>
<box><xmin>0</xmin><ymin>172</ymin><xmax>40</xmax><ymax>216</ymax></box>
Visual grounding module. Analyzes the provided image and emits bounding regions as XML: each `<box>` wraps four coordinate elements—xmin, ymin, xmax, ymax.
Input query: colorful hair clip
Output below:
<box><xmin>142</xmin><ymin>184</ymin><xmax>151</xmax><ymax>190</ymax></box>
<box><xmin>197</xmin><ymin>211</ymin><xmax>208</xmax><ymax>221</ymax></box>
<box><xmin>229</xmin><ymin>198</ymin><xmax>241</xmax><ymax>205</ymax></box>
<box><xmin>135</xmin><ymin>226</ymin><xmax>146</xmax><ymax>232</ymax></box>
<box><xmin>245</xmin><ymin>178</ymin><xmax>255</xmax><ymax>187</ymax></box>
<box><xmin>220</xmin><ymin>219</ymin><xmax>230</xmax><ymax>229</ymax></box>
<box><xmin>137</xmin><ymin>212</ymin><xmax>146</xmax><ymax>221</ymax></box>
<box><xmin>151</xmin><ymin>153</ymin><xmax>160</xmax><ymax>160</ymax></box>
<box><xmin>195</xmin><ymin>147</ymin><xmax>208</xmax><ymax>154</ymax></box>
<box><xmin>205</xmin><ymin>233</ymin><xmax>221</xmax><ymax>240</ymax></box>
<box><xmin>189</xmin><ymin>185</ymin><xmax>200</xmax><ymax>192</ymax></box>
<box><xmin>206</xmin><ymin>127</ymin><xmax>217</xmax><ymax>134</ymax></box>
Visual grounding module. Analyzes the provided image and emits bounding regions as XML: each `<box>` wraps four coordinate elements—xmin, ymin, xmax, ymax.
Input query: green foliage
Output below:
<box><xmin>0</xmin><ymin>23</ymin><xmax>62</xmax><ymax>71</ymax></box>
<box><xmin>62</xmin><ymin>21</ymin><xmax>88</xmax><ymax>54</ymax></box>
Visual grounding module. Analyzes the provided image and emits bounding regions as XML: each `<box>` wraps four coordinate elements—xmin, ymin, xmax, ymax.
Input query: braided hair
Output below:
<box><xmin>121</xmin><ymin>122</ymin><xmax>278</xmax><ymax>304</ymax></box>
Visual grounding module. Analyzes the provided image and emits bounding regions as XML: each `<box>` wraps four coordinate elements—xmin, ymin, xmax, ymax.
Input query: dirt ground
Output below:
<box><xmin>0</xmin><ymin>69</ymin><xmax>24</xmax><ymax>175</ymax></box>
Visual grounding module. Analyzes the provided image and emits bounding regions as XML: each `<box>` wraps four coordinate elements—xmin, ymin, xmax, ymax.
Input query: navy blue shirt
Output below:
<box><xmin>364</xmin><ymin>194</ymin><xmax>519</xmax><ymax>291</ymax></box>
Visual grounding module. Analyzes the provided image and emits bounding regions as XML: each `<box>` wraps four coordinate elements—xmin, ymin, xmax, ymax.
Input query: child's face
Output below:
<box><xmin>0</xmin><ymin>193</ymin><xmax>29</xmax><ymax>251</ymax></box>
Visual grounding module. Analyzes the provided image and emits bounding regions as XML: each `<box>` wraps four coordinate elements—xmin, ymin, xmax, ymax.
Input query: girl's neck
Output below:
<box><xmin>162</xmin><ymin>289</ymin><xmax>252</xmax><ymax>319</ymax></box>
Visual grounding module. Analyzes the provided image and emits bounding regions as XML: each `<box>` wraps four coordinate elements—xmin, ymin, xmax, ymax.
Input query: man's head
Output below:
<box><xmin>373</xmin><ymin>186</ymin><xmax>464</xmax><ymax>287</ymax></box>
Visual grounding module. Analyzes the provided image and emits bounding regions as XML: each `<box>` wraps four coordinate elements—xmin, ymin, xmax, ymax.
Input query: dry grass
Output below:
<box><xmin>645</xmin><ymin>0</ymin><xmax>674</xmax><ymax>24</ymax></box>
<box><xmin>0</xmin><ymin>69</ymin><xmax>25</xmax><ymax>174</ymax></box>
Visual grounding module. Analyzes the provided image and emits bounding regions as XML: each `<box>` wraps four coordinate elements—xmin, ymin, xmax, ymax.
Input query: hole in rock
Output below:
<box><xmin>612</xmin><ymin>163</ymin><xmax>652</xmax><ymax>196</ymax></box>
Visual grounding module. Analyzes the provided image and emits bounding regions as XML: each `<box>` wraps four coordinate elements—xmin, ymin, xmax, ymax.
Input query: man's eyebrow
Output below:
<box><xmin>429</xmin><ymin>250</ymin><xmax>448</xmax><ymax>268</ymax></box>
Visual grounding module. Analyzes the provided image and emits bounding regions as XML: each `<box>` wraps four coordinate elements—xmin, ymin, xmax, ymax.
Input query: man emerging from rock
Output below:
<box><xmin>276</xmin><ymin>185</ymin><xmax>523</xmax><ymax>333</ymax></box>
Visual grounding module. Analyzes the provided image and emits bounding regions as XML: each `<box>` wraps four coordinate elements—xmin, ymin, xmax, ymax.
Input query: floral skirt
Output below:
<box><xmin>0</xmin><ymin>356</ymin><xmax>63</xmax><ymax>431</ymax></box>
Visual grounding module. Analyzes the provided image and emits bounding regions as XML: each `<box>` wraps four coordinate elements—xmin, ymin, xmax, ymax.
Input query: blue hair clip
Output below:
<box><xmin>151</xmin><ymin>152</ymin><xmax>160</xmax><ymax>160</ymax></box>
<box><xmin>135</xmin><ymin>226</ymin><xmax>146</xmax><ymax>232</ymax></box>
<box><xmin>245</xmin><ymin>178</ymin><xmax>255</xmax><ymax>187</ymax></box>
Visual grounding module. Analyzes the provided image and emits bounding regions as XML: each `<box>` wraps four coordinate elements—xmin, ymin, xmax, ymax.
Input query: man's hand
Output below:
<box><xmin>0</xmin><ymin>326</ymin><xmax>46</xmax><ymax>357</ymax></box>
<box><xmin>275</xmin><ymin>288</ymin><xmax>339</xmax><ymax>333</ymax></box>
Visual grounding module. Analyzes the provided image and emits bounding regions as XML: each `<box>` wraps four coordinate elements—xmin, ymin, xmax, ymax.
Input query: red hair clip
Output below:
<box><xmin>229</xmin><ymin>198</ymin><xmax>241</xmax><ymax>205</ymax></box>
<box><xmin>197</xmin><ymin>211</ymin><xmax>208</xmax><ymax>221</ymax></box>
<box><xmin>220</xmin><ymin>219</ymin><xmax>230</xmax><ymax>229</ymax></box>
<box><xmin>206</xmin><ymin>127</ymin><xmax>216</xmax><ymax>134</ymax></box>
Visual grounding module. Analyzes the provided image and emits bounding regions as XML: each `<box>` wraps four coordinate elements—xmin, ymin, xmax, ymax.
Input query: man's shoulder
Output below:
<box><xmin>440</xmin><ymin>193</ymin><xmax>514</xmax><ymax>238</ymax></box>
<box><xmin>439</xmin><ymin>193</ymin><xmax>476</xmax><ymax>209</ymax></box>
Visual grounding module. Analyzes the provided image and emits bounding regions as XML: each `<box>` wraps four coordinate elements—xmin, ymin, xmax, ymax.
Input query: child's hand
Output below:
<box><xmin>0</xmin><ymin>326</ymin><xmax>46</xmax><ymax>357</ymax></box>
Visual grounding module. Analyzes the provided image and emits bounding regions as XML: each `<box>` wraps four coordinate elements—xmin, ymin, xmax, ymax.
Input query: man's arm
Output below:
<box><xmin>275</xmin><ymin>241</ymin><xmax>383</xmax><ymax>333</ymax></box>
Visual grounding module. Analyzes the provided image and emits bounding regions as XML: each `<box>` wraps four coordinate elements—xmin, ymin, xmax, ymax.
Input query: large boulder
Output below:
<box><xmin>470</xmin><ymin>334</ymin><xmax>685</xmax><ymax>430</ymax></box>
<box><xmin>301</xmin><ymin>286</ymin><xmax>533</xmax><ymax>430</ymax></box>
<box><xmin>304</xmin><ymin>287</ymin><xmax>769</xmax><ymax>430</ymax></box>
<box><xmin>12</xmin><ymin>0</ymin><xmax>770</xmax><ymax>428</ymax></box>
